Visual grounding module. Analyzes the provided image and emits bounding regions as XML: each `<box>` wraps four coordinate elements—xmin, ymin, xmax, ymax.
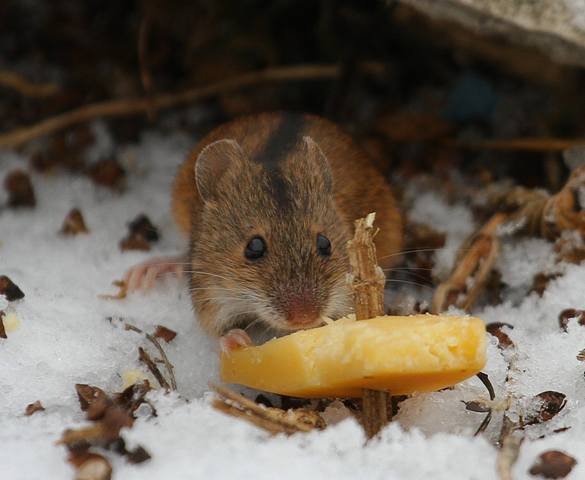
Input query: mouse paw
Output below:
<box><xmin>220</xmin><ymin>329</ymin><xmax>253</xmax><ymax>353</ymax></box>
<box><xmin>124</xmin><ymin>256</ymin><xmax>184</xmax><ymax>291</ymax></box>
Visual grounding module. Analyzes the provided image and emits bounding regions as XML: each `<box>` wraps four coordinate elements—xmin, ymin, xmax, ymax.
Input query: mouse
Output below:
<box><xmin>124</xmin><ymin>112</ymin><xmax>403</xmax><ymax>351</ymax></box>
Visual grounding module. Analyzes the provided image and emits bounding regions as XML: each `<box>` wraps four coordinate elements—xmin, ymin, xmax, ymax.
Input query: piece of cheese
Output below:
<box><xmin>221</xmin><ymin>314</ymin><xmax>486</xmax><ymax>398</ymax></box>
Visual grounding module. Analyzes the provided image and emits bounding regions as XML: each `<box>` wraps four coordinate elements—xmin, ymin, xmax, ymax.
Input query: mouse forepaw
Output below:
<box><xmin>220</xmin><ymin>329</ymin><xmax>253</xmax><ymax>353</ymax></box>
<box><xmin>124</xmin><ymin>255</ymin><xmax>184</xmax><ymax>291</ymax></box>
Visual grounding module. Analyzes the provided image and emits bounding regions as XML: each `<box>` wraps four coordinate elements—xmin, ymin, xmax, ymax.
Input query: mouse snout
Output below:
<box><xmin>283</xmin><ymin>291</ymin><xmax>320</xmax><ymax>327</ymax></box>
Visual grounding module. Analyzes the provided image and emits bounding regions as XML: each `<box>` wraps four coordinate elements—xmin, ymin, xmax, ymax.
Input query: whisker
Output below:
<box><xmin>385</xmin><ymin>278</ymin><xmax>435</xmax><ymax>291</ymax></box>
<box><xmin>377</xmin><ymin>248</ymin><xmax>443</xmax><ymax>260</ymax></box>
<box><xmin>383</xmin><ymin>267</ymin><xmax>434</xmax><ymax>272</ymax></box>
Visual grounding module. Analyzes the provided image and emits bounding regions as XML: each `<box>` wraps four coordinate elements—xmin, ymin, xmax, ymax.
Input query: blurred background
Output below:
<box><xmin>1</xmin><ymin>0</ymin><xmax>585</xmax><ymax>192</ymax></box>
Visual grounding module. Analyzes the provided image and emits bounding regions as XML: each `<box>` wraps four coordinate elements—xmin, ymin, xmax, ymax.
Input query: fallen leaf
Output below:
<box><xmin>60</xmin><ymin>208</ymin><xmax>89</xmax><ymax>235</ymax></box>
<box><xmin>529</xmin><ymin>450</ymin><xmax>576</xmax><ymax>479</ymax></box>
<box><xmin>128</xmin><ymin>215</ymin><xmax>160</xmax><ymax>243</ymax></box>
<box><xmin>0</xmin><ymin>275</ymin><xmax>25</xmax><ymax>301</ymax></box>
<box><xmin>154</xmin><ymin>325</ymin><xmax>177</xmax><ymax>343</ymax></box>
<box><xmin>75</xmin><ymin>384</ymin><xmax>109</xmax><ymax>412</ymax></box>
<box><xmin>125</xmin><ymin>446</ymin><xmax>151</xmax><ymax>464</ymax></box>
<box><xmin>558</xmin><ymin>308</ymin><xmax>585</xmax><ymax>332</ymax></box>
<box><xmin>523</xmin><ymin>391</ymin><xmax>567</xmax><ymax>426</ymax></box>
<box><xmin>25</xmin><ymin>400</ymin><xmax>45</xmax><ymax>416</ymax></box>
<box><xmin>486</xmin><ymin>322</ymin><xmax>515</xmax><ymax>349</ymax></box>
<box><xmin>119</xmin><ymin>234</ymin><xmax>151</xmax><ymax>251</ymax></box>
<box><xmin>4</xmin><ymin>169</ymin><xmax>36</xmax><ymax>208</ymax></box>
<box><xmin>88</xmin><ymin>158</ymin><xmax>126</xmax><ymax>190</ymax></box>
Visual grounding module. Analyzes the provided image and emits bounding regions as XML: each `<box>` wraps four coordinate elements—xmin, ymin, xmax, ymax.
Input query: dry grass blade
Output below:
<box><xmin>210</xmin><ymin>383</ymin><xmax>324</xmax><ymax>435</ymax></box>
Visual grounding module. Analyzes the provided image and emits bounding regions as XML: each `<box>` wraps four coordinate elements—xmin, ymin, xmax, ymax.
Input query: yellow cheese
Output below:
<box><xmin>221</xmin><ymin>314</ymin><xmax>487</xmax><ymax>398</ymax></box>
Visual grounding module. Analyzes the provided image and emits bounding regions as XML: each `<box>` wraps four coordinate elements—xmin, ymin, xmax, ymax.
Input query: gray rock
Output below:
<box><xmin>401</xmin><ymin>0</ymin><xmax>585</xmax><ymax>66</ymax></box>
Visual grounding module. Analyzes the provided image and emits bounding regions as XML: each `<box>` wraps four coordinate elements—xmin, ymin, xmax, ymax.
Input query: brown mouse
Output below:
<box><xmin>124</xmin><ymin>112</ymin><xmax>402</xmax><ymax>350</ymax></box>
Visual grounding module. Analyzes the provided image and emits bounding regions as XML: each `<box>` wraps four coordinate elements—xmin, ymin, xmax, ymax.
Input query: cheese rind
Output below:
<box><xmin>220</xmin><ymin>314</ymin><xmax>487</xmax><ymax>398</ymax></box>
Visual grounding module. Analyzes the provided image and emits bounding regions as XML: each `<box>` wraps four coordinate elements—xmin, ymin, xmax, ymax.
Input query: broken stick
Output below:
<box><xmin>346</xmin><ymin>212</ymin><xmax>390</xmax><ymax>438</ymax></box>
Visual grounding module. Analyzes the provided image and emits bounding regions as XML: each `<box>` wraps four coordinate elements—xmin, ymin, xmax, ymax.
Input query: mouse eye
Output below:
<box><xmin>245</xmin><ymin>236</ymin><xmax>267</xmax><ymax>260</ymax></box>
<box><xmin>316</xmin><ymin>234</ymin><xmax>331</xmax><ymax>256</ymax></box>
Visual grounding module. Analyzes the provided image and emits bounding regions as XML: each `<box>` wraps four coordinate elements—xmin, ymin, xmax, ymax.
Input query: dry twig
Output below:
<box><xmin>210</xmin><ymin>383</ymin><xmax>325</xmax><ymax>435</ymax></box>
<box><xmin>448</xmin><ymin>137</ymin><xmax>585</xmax><ymax>153</ymax></box>
<box><xmin>432</xmin><ymin>213</ymin><xmax>507</xmax><ymax>313</ymax></box>
<box><xmin>346</xmin><ymin>212</ymin><xmax>389</xmax><ymax>438</ymax></box>
<box><xmin>0</xmin><ymin>62</ymin><xmax>385</xmax><ymax>149</ymax></box>
<box><xmin>123</xmin><ymin>322</ymin><xmax>177</xmax><ymax>391</ymax></box>
<box><xmin>138</xmin><ymin>346</ymin><xmax>170</xmax><ymax>391</ymax></box>
<box><xmin>0</xmin><ymin>70</ymin><xmax>60</xmax><ymax>98</ymax></box>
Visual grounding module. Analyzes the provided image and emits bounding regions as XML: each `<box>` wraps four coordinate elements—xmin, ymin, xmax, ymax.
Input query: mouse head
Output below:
<box><xmin>190</xmin><ymin>135</ymin><xmax>352</xmax><ymax>335</ymax></box>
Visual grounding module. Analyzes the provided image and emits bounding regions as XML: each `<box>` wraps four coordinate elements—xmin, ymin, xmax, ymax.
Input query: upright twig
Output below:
<box><xmin>346</xmin><ymin>212</ymin><xmax>389</xmax><ymax>438</ymax></box>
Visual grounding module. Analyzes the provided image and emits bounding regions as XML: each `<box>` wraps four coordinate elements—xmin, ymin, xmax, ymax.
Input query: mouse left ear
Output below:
<box><xmin>303</xmin><ymin>136</ymin><xmax>332</xmax><ymax>193</ymax></box>
<box><xmin>195</xmin><ymin>138</ymin><xmax>244</xmax><ymax>202</ymax></box>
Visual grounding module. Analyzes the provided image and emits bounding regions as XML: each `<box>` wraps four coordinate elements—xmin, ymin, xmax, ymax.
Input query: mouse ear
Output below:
<box><xmin>195</xmin><ymin>139</ymin><xmax>244</xmax><ymax>202</ymax></box>
<box><xmin>303</xmin><ymin>136</ymin><xmax>332</xmax><ymax>193</ymax></box>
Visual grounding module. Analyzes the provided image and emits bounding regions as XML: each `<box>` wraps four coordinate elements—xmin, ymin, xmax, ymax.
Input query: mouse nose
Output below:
<box><xmin>284</xmin><ymin>292</ymin><xmax>320</xmax><ymax>326</ymax></box>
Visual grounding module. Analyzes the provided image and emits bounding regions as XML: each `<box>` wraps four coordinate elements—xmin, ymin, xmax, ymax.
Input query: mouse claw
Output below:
<box><xmin>220</xmin><ymin>329</ymin><xmax>253</xmax><ymax>353</ymax></box>
<box><xmin>123</xmin><ymin>256</ymin><xmax>184</xmax><ymax>291</ymax></box>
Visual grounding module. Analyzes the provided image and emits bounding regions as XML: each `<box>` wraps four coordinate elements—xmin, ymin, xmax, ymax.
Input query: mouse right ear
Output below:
<box><xmin>195</xmin><ymin>139</ymin><xmax>244</xmax><ymax>202</ymax></box>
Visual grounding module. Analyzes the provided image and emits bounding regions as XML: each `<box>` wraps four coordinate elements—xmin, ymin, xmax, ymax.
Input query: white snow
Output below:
<box><xmin>2</xmin><ymin>123</ymin><xmax>585</xmax><ymax>479</ymax></box>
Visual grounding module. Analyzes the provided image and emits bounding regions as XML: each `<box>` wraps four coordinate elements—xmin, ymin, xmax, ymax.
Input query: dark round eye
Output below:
<box><xmin>245</xmin><ymin>236</ymin><xmax>267</xmax><ymax>260</ymax></box>
<box><xmin>316</xmin><ymin>233</ymin><xmax>331</xmax><ymax>256</ymax></box>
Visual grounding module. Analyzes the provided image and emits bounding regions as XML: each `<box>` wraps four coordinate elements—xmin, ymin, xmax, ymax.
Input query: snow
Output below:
<box><xmin>2</xmin><ymin>123</ymin><xmax>585</xmax><ymax>479</ymax></box>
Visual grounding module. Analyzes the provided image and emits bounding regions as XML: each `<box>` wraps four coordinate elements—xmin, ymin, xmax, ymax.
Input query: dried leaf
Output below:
<box><xmin>531</xmin><ymin>273</ymin><xmax>562</xmax><ymax>297</ymax></box>
<box><xmin>153</xmin><ymin>325</ymin><xmax>177</xmax><ymax>343</ymax></box>
<box><xmin>119</xmin><ymin>234</ymin><xmax>151</xmax><ymax>251</ymax></box>
<box><xmin>125</xmin><ymin>446</ymin><xmax>151</xmax><ymax>464</ymax></box>
<box><xmin>558</xmin><ymin>308</ymin><xmax>585</xmax><ymax>332</ymax></box>
<box><xmin>0</xmin><ymin>275</ymin><xmax>25</xmax><ymax>301</ymax></box>
<box><xmin>523</xmin><ymin>391</ymin><xmax>567</xmax><ymax>426</ymax></box>
<box><xmin>88</xmin><ymin>158</ymin><xmax>126</xmax><ymax>190</ymax></box>
<box><xmin>4</xmin><ymin>169</ymin><xmax>36</xmax><ymax>208</ymax></box>
<box><xmin>25</xmin><ymin>400</ymin><xmax>45</xmax><ymax>416</ymax></box>
<box><xmin>60</xmin><ymin>208</ymin><xmax>89</xmax><ymax>235</ymax></box>
<box><xmin>75</xmin><ymin>384</ymin><xmax>108</xmax><ymax>412</ymax></box>
<box><xmin>114</xmin><ymin>379</ymin><xmax>151</xmax><ymax>415</ymax></box>
<box><xmin>529</xmin><ymin>450</ymin><xmax>576</xmax><ymax>479</ymax></box>
<box><xmin>119</xmin><ymin>214</ymin><xmax>160</xmax><ymax>251</ymax></box>
<box><xmin>486</xmin><ymin>322</ymin><xmax>515</xmax><ymax>349</ymax></box>
<box><xmin>128</xmin><ymin>214</ymin><xmax>160</xmax><ymax>242</ymax></box>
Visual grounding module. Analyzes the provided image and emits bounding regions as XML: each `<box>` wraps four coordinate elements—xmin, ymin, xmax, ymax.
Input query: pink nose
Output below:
<box><xmin>285</xmin><ymin>293</ymin><xmax>319</xmax><ymax>326</ymax></box>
